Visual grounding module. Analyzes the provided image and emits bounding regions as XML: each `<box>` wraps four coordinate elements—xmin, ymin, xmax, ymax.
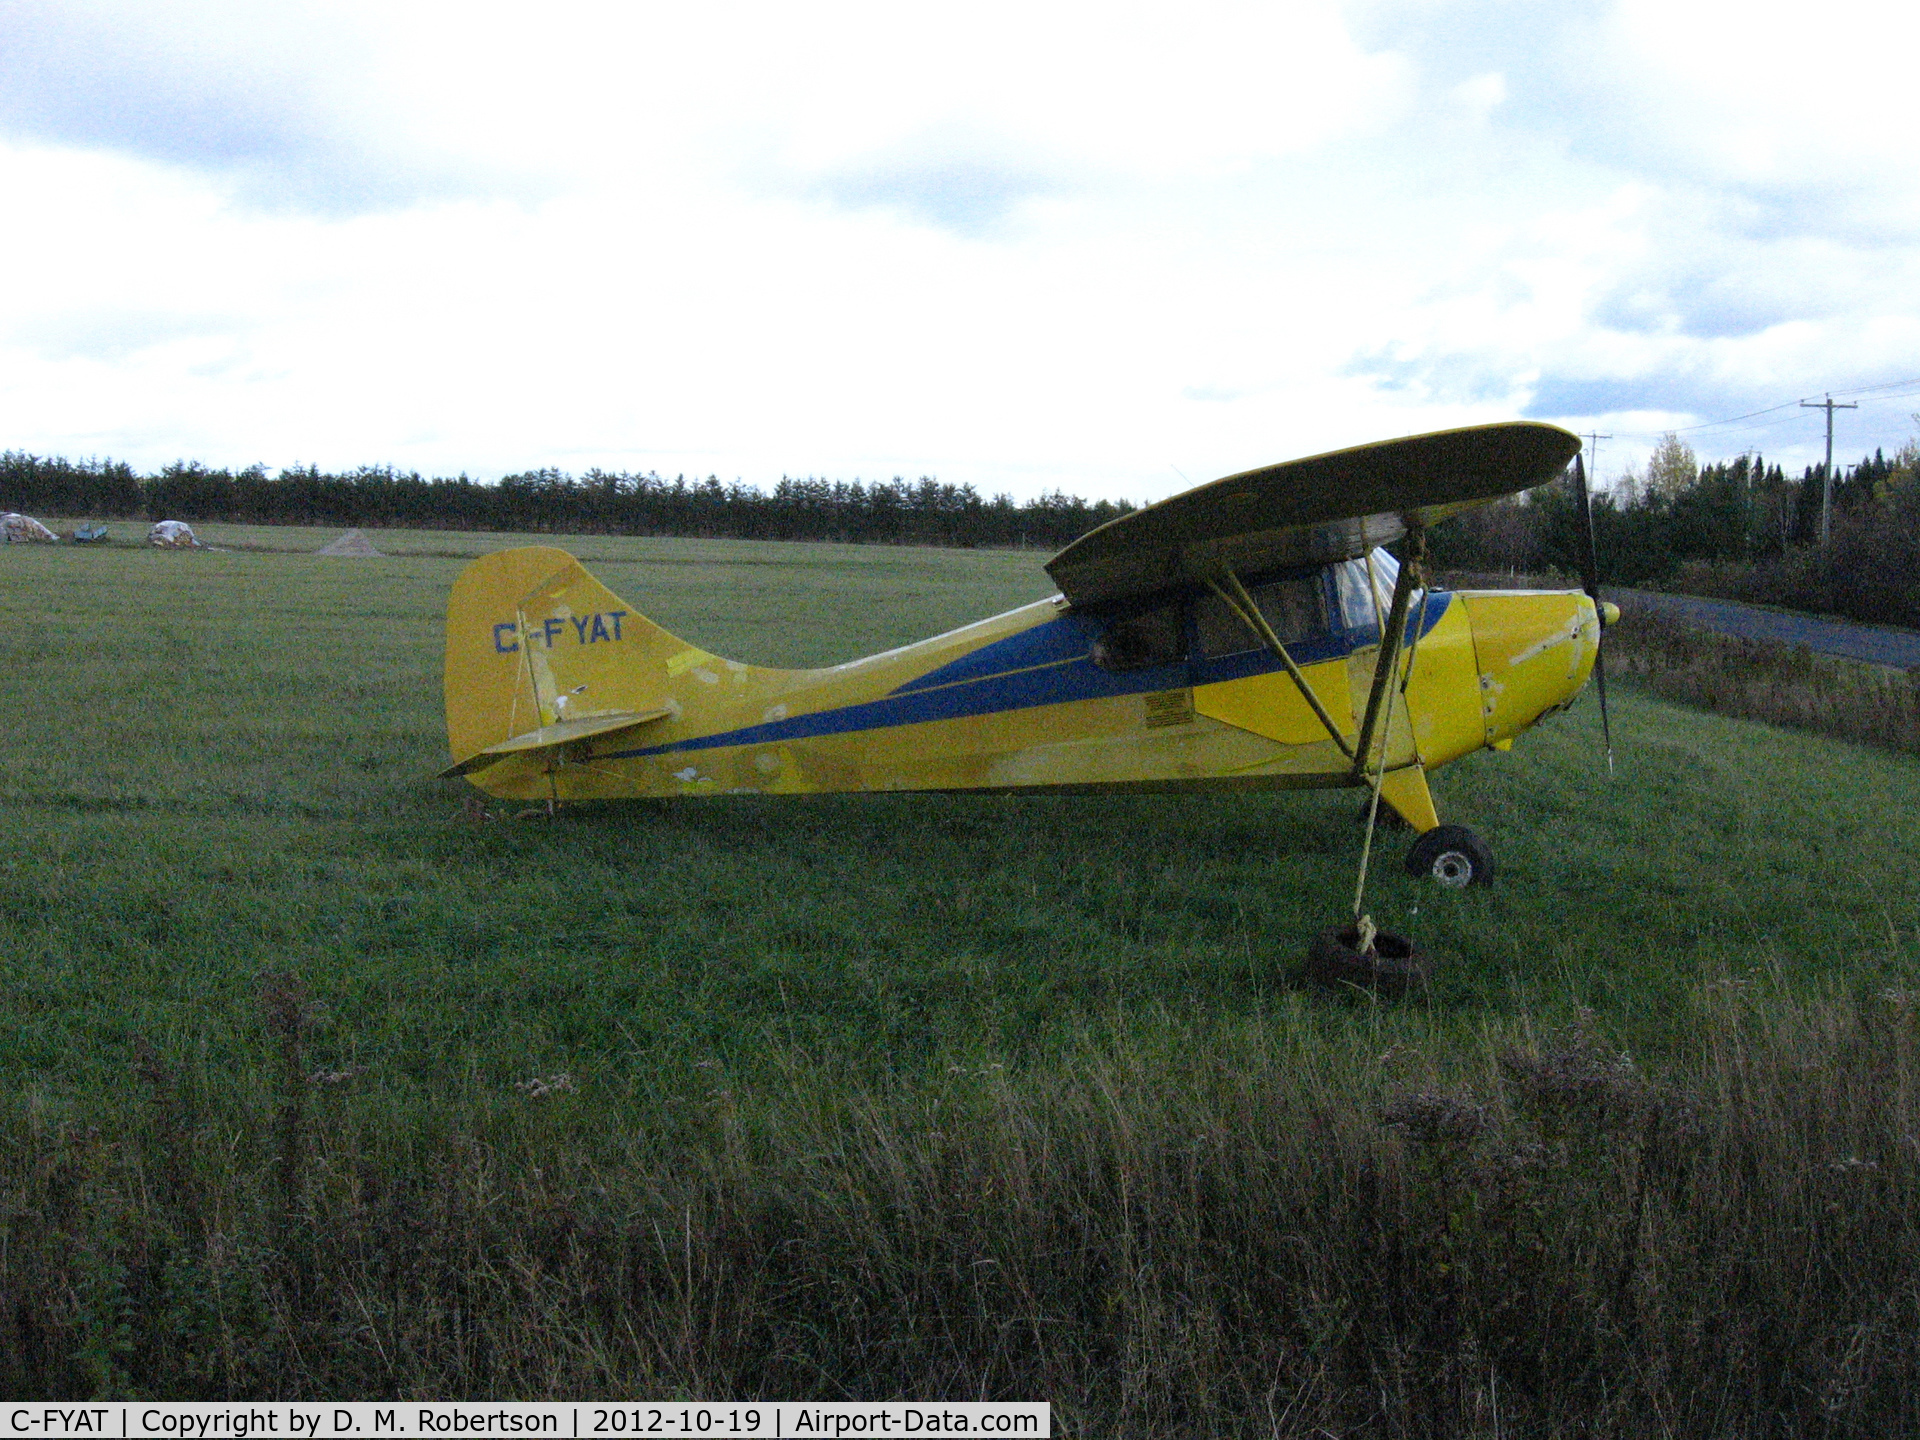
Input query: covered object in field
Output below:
<box><xmin>2</xmin><ymin>513</ymin><xmax>58</xmax><ymax>543</ymax></box>
<box><xmin>148</xmin><ymin>520</ymin><xmax>203</xmax><ymax>548</ymax></box>
<box><xmin>317</xmin><ymin>528</ymin><xmax>384</xmax><ymax>557</ymax></box>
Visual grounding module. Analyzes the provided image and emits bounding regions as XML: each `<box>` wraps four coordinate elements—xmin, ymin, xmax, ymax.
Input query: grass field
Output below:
<box><xmin>5</xmin><ymin>525</ymin><xmax>1920</xmax><ymax>1429</ymax></box>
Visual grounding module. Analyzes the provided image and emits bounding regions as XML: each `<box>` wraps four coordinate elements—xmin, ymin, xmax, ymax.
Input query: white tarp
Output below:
<box><xmin>317</xmin><ymin>528</ymin><xmax>384</xmax><ymax>557</ymax></box>
<box><xmin>2</xmin><ymin>512</ymin><xmax>59</xmax><ymax>543</ymax></box>
<box><xmin>148</xmin><ymin>520</ymin><xmax>203</xmax><ymax>548</ymax></box>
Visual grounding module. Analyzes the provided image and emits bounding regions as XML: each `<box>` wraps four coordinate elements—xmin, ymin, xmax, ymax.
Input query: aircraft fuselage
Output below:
<box><xmin>445</xmin><ymin>545</ymin><xmax>1601</xmax><ymax>831</ymax></box>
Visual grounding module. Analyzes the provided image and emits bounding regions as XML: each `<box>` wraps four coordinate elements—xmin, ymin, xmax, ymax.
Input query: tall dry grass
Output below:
<box><xmin>1605</xmin><ymin>608</ymin><xmax>1920</xmax><ymax>756</ymax></box>
<box><xmin>5</xmin><ymin>978</ymin><xmax>1919</xmax><ymax>1435</ymax></box>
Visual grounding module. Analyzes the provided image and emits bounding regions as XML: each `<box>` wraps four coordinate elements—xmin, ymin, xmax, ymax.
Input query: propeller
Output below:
<box><xmin>1570</xmin><ymin>453</ymin><xmax>1614</xmax><ymax>772</ymax></box>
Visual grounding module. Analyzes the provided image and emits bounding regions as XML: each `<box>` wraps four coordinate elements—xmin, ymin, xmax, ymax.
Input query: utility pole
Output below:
<box><xmin>1800</xmin><ymin>394</ymin><xmax>1858</xmax><ymax>546</ymax></box>
<box><xmin>1583</xmin><ymin>431</ymin><xmax>1612</xmax><ymax>494</ymax></box>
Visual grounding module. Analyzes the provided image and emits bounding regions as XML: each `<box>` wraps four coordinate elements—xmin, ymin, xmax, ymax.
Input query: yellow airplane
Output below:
<box><xmin>441</xmin><ymin>422</ymin><xmax>1614</xmax><ymax>888</ymax></box>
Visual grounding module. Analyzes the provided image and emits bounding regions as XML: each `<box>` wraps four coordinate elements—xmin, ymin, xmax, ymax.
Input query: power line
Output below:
<box><xmin>1649</xmin><ymin>398</ymin><xmax>1805</xmax><ymax>437</ymax></box>
<box><xmin>1828</xmin><ymin>376</ymin><xmax>1920</xmax><ymax>398</ymax></box>
<box><xmin>1597</xmin><ymin>376</ymin><xmax>1920</xmax><ymax>441</ymax></box>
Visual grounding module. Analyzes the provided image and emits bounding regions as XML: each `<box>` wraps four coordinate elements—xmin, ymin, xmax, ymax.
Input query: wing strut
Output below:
<box><xmin>1350</xmin><ymin>526</ymin><xmax>1429</xmax><ymax>937</ymax></box>
<box><xmin>1202</xmin><ymin>568</ymin><xmax>1355</xmax><ymax>760</ymax></box>
<box><xmin>1350</xmin><ymin>528</ymin><xmax>1426</xmax><ymax>783</ymax></box>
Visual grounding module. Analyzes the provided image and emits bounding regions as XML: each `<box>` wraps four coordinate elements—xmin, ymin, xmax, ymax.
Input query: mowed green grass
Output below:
<box><xmin>3</xmin><ymin>523</ymin><xmax>1919</xmax><ymax>1108</ymax></box>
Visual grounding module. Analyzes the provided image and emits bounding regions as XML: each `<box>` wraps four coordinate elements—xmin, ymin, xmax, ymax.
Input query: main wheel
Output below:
<box><xmin>1305</xmin><ymin>925</ymin><xmax>1429</xmax><ymax>997</ymax></box>
<box><xmin>1405</xmin><ymin>824</ymin><xmax>1493</xmax><ymax>888</ymax></box>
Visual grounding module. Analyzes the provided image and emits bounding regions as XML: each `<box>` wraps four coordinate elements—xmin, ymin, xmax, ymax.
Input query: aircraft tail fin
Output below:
<box><xmin>443</xmin><ymin>546</ymin><xmax>716</xmax><ymax>779</ymax></box>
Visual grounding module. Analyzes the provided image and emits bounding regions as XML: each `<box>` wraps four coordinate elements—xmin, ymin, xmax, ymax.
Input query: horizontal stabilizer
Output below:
<box><xmin>437</xmin><ymin>708</ymin><xmax>670</xmax><ymax>778</ymax></box>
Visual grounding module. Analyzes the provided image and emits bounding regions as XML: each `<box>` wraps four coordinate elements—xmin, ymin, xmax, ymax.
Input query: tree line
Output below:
<box><xmin>1430</xmin><ymin>430</ymin><xmax>1920</xmax><ymax>629</ymax></box>
<box><xmin>0</xmin><ymin>452</ymin><xmax>1135</xmax><ymax>551</ymax></box>
<box><xmin>9</xmin><ymin>436</ymin><xmax>1917</xmax><ymax>627</ymax></box>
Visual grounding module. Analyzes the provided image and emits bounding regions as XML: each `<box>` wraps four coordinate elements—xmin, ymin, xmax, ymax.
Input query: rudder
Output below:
<box><xmin>443</xmin><ymin>546</ymin><xmax>715</xmax><ymax>776</ymax></box>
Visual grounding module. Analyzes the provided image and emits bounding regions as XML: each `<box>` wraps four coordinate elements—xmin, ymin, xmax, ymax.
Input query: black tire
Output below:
<box><xmin>1405</xmin><ymin>824</ymin><xmax>1494</xmax><ymax>888</ymax></box>
<box><xmin>1304</xmin><ymin>925</ymin><xmax>1429</xmax><ymax>997</ymax></box>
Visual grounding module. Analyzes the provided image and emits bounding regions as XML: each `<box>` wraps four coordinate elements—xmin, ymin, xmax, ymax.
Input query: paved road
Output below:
<box><xmin>1611</xmin><ymin>587</ymin><xmax>1920</xmax><ymax>670</ymax></box>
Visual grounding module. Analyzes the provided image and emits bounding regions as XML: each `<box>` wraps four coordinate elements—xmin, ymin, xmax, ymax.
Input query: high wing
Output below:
<box><xmin>1045</xmin><ymin>422</ymin><xmax>1581</xmax><ymax>607</ymax></box>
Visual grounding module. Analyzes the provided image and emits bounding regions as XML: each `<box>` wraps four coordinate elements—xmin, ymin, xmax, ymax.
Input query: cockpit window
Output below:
<box><xmin>1091</xmin><ymin>603</ymin><xmax>1184</xmax><ymax>671</ymax></box>
<box><xmin>1195</xmin><ymin>573</ymin><xmax>1327</xmax><ymax>658</ymax></box>
<box><xmin>1334</xmin><ymin>547</ymin><xmax>1420</xmax><ymax>634</ymax></box>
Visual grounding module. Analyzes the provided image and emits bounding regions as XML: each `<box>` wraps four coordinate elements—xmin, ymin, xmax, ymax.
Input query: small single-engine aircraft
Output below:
<box><xmin>441</xmin><ymin>422</ymin><xmax>1616</xmax><ymax>894</ymax></box>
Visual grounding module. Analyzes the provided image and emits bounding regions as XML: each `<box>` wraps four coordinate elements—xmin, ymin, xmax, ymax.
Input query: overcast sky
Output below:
<box><xmin>3</xmin><ymin>0</ymin><xmax>1917</xmax><ymax>502</ymax></box>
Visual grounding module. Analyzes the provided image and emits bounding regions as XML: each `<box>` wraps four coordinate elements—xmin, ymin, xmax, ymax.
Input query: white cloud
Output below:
<box><xmin>0</xmin><ymin>0</ymin><xmax>517</xmax><ymax>212</ymax></box>
<box><xmin>0</xmin><ymin>1</ymin><xmax>1916</xmax><ymax>498</ymax></box>
<box><xmin>1450</xmin><ymin>72</ymin><xmax>1506</xmax><ymax>120</ymax></box>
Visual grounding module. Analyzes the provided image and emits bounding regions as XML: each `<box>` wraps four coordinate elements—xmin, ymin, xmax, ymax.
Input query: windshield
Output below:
<box><xmin>1333</xmin><ymin>548</ymin><xmax>1422</xmax><ymax>634</ymax></box>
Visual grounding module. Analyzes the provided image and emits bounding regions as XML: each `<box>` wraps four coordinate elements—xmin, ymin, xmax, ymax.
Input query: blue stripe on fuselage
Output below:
<box><xmin>602</xmin><ymin>592</ymin><xmax>1452</xmax><ymax>760</ymax></box>
<box><xmin>890</xmin><ymin>613</ymin><xmax>1100</xmax><ymax>694</ymax></box>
